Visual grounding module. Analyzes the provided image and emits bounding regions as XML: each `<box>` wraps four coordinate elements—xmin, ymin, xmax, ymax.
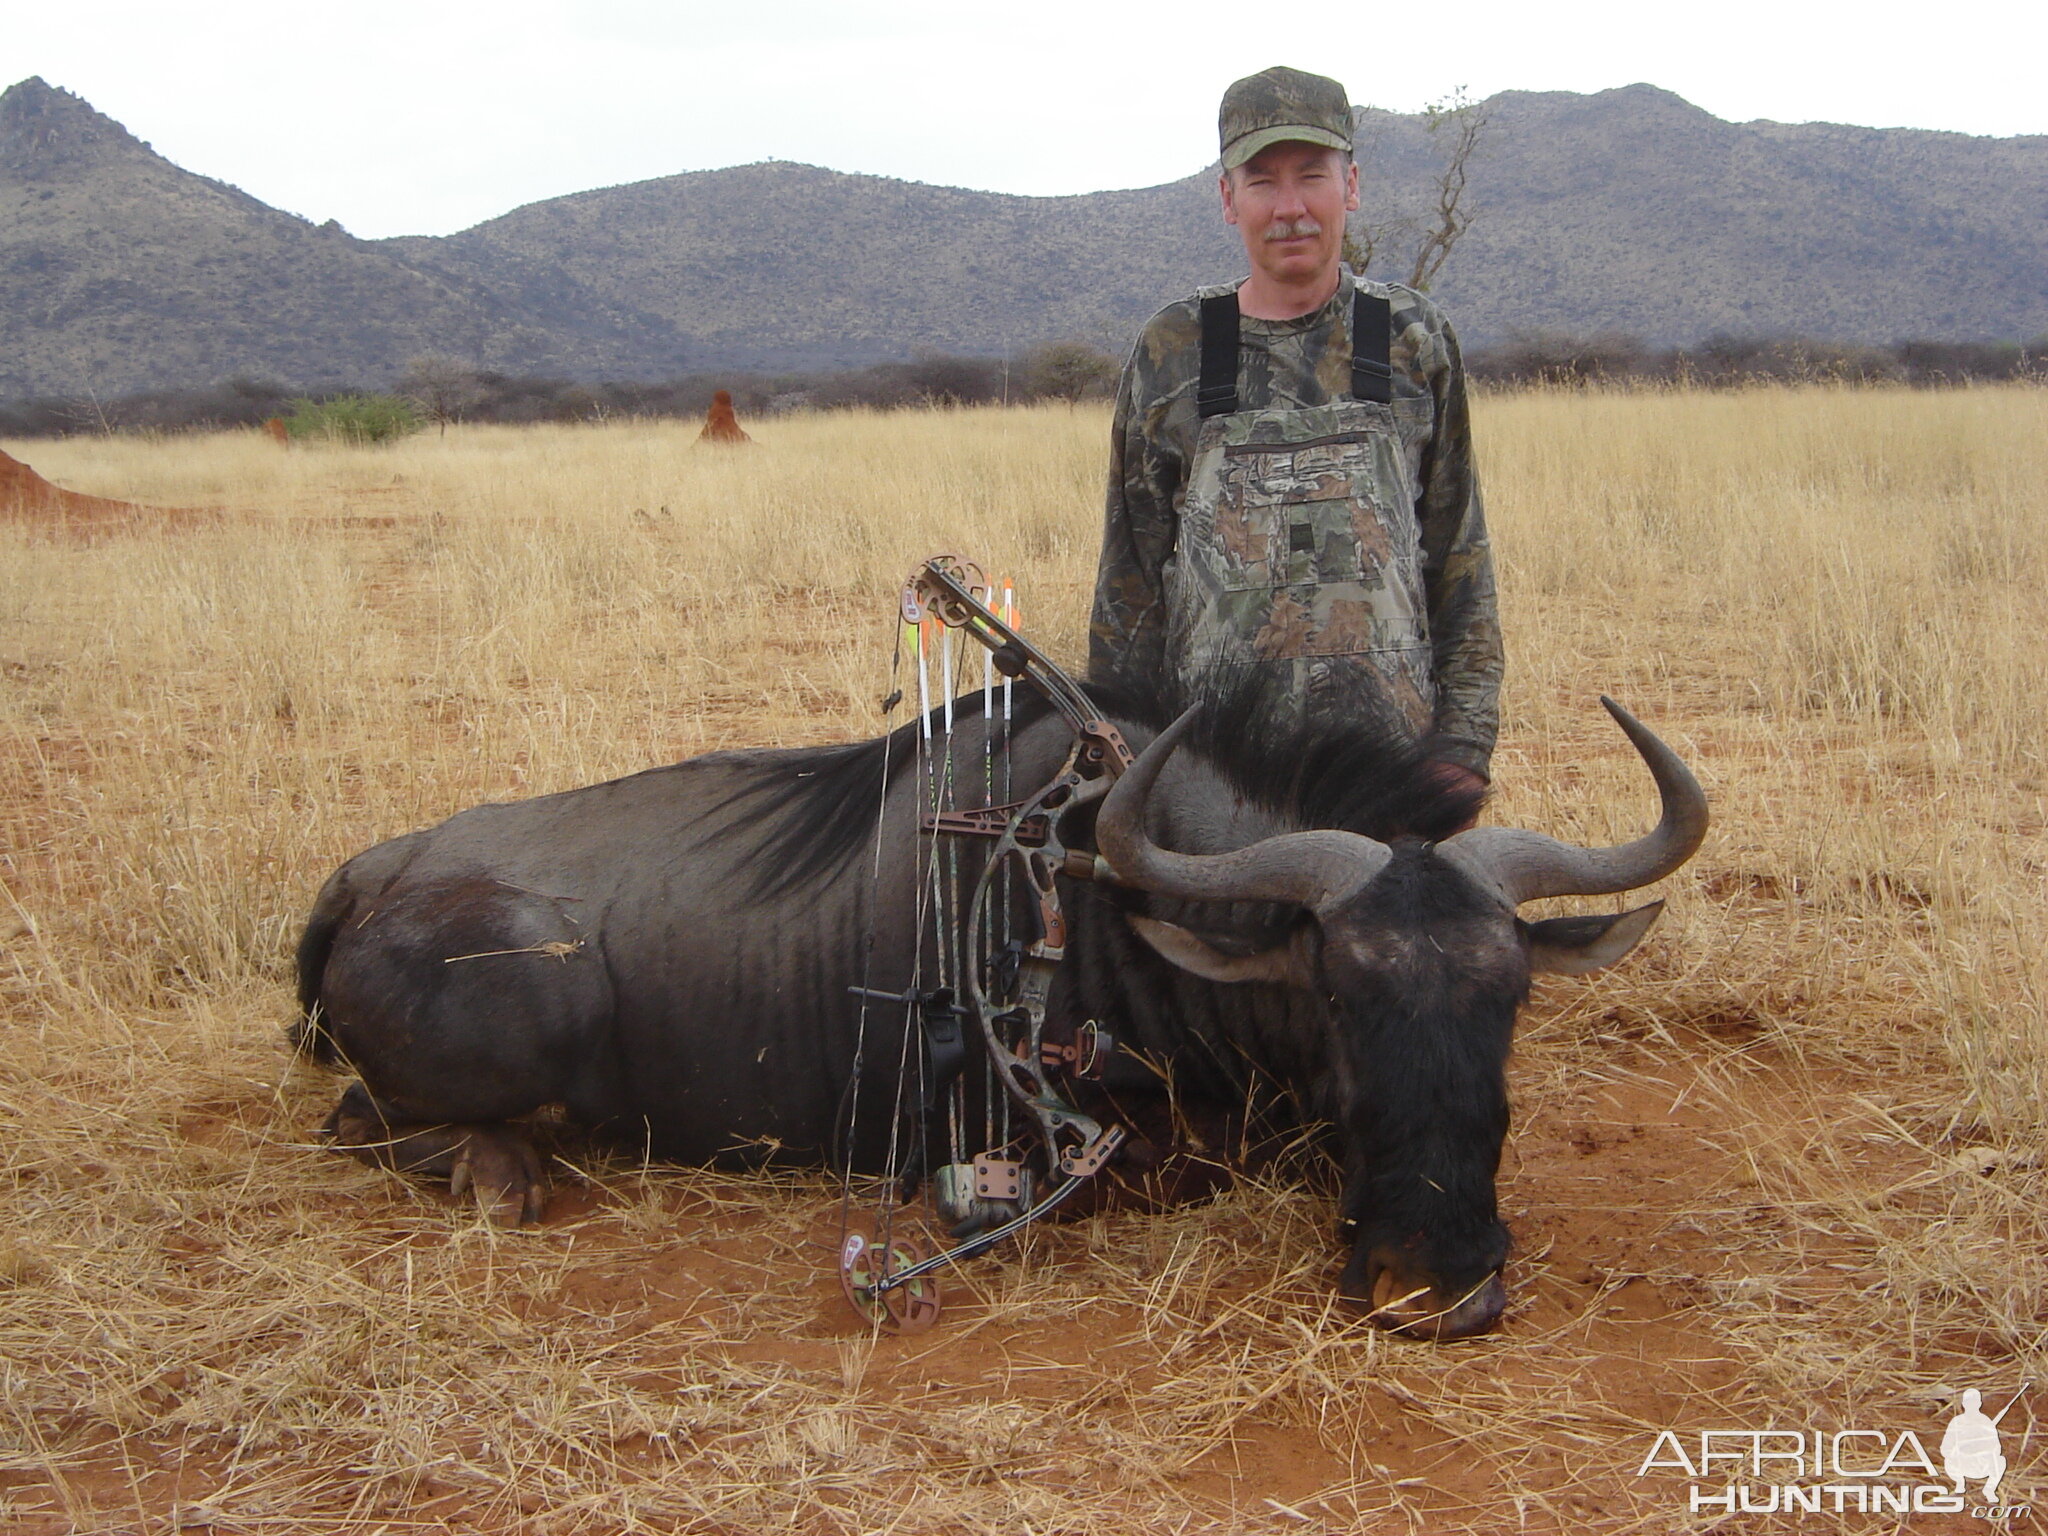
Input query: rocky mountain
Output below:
<box><xmin>384</xmin><ymin>164</ymin><xmax>1241</xmax><ymax>375</ymax></box>
<box><xmin>0</xmin><ymin>78</ymin><xmax>685</xmax><ymax>396</ymax></box>
<box><xmin>1415</xmin><ymin>87</ymin><xmax>2048</xmax><ymax>345</ymax></box>
<box><xmin>2</xmin><ymin>76</ymin><xmax>2042</xmax><ymax>396</ymax></box>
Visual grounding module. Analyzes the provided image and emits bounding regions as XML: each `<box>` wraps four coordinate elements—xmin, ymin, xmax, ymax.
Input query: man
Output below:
<box><xmin>1941</xmin><ymin>1389</ymin><xmax>2009</xmax><ymax>1503</ymax></box>
<box><xmin>1088</xmin><ymin>66</ymin><xmax>1501</xmax><ymax>800</ymax></box>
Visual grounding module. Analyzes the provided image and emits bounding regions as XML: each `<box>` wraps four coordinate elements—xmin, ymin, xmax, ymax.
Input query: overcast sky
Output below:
<box><xmin>8</xmin><ymin>0</ymin><xmax>2043</xmax><ymax>240</ymax></box>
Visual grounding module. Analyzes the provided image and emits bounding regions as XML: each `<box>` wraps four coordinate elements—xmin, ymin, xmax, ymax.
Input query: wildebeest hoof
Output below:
<box><xmin>1348</xmin><ymin>1265</ymin><xmax>1508</xmax><ymax>1341</ymax></box>
<box><xmin>447</xmin><ymin>1129</ymin><xmax>547</xmax><ymax>1226</ymax></box>
<box><xmin>326</xmin><ymin>1091</ymin><xmax>547</xmax><ymax>1226</ymax></box>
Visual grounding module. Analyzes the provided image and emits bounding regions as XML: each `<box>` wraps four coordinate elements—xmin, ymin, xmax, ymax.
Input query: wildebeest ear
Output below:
<box><xmin>1523</xmin><ymin>901</ymin><xmax>1663</xmax><ymax>976</ymax></box>
<box><xmin>1129</xmin><ymin>916</ymin><xmax>1302</xmax><ymax>985</ymax></box>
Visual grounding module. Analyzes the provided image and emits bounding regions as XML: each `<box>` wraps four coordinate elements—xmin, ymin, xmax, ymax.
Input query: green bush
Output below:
<box><xmin>284</xmin><ymin>393</ymin><xmax>422</xmax><ymax>445</ymax></box>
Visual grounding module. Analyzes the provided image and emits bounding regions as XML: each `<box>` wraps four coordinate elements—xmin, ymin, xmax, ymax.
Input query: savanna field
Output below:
<box><xmin>0</xmin><ymin>387</ymin><xmax>2043</xmax><ymax>1533</ymax></box>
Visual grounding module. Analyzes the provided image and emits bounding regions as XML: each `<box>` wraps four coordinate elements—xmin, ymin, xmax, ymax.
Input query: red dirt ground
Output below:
<box><xmin>0</xmin><ymin>1027</ymin><xmax>2006</xmax><ymax>1534</ymax></box>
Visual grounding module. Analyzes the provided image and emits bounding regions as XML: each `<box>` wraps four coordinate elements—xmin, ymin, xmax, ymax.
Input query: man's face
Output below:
<box><xmin>1220</xmin><ymin>142</ymin><xmax>1360</xmax><ymax>288</ymax></box>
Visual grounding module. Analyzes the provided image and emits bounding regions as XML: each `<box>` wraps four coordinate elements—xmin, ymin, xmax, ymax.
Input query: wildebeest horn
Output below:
<box><xmin>1095</xmin><ymin>709</ymin><xmax>1391</xmax><ymax>911</ymax></box>
<box><xmin>1441</xmin><ymin>697</ymin><xmax>1708</xmax><ymax>904</ymax></box>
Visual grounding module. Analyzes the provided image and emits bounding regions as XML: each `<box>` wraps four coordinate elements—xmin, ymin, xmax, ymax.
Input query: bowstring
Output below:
<box><xmin>839</xmin><ymin>607</ymin><xmax>909</xmax><ymax>1258</ymax></box>
<box><xmin>981</xmin><ymin>601</ymin><xmax>997</xmax><ymax>1158</ymax></box>
<box><xmin>941</xmin><ymin>619</ymin><xmax>969</xmax><ymax>1173</ymax></box>
<box><xmin>843</xmin><ymin>573</ymin><xmax>1031</xmax><ymax>1283</ymax></box>
<box><xmin>998</xmin><ymin>583</ymin><xmax>1016</xmax><ymax>1160</ymax></box>
<box><xmin>879</xmin><ymin>615</ymin><xmax>942</xmax><ymax>1256</ymax></box>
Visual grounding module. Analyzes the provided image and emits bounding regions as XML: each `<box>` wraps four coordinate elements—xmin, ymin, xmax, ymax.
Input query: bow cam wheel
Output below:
<box><xmin>838</xmin><ymin>1226</ymin><xmax>942</xmax><ymax>1333</ymax></box>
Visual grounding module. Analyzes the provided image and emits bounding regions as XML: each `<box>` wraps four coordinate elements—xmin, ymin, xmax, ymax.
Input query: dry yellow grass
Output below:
<box><xmin>0</xmin><ymin>386</ymin><xmax>2043</xmax><ymax>1532</ymax></box>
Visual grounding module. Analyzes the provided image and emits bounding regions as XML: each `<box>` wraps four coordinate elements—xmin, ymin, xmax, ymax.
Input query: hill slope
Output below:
<box><xmin>406</xmin><ymin>85</ymin><xmax>2048</xmax><ymax>370</ymax></box>
<box><xmin>1420</xmin><ymin>86</ymin><xmax>2048</xmax><ymax>344</ymax></box>
<box><xmin>3</xmin><ymin>77</ymin><xmax>2043</xmax><ymax>394</ymax></box>
<box><xmin>0</xmin><ymin>78</ymin><xmax>687</xmax><ymax>396</ymax></box>
<box><xmin>387</xmin><ymin>164</ymin><xmax>1241</xmax><ymax>373</ymax></box>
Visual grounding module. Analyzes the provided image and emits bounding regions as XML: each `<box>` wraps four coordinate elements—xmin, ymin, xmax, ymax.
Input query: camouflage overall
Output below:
<box><xmin>1168</xmin><ymin>371</ymin><xmax>1436</xmax><ymax>736</ymax></box>
<box><xmin>1090</xmin><ymin>272</ymin><xmax>1502</xmax><ymax>776</ymax></box>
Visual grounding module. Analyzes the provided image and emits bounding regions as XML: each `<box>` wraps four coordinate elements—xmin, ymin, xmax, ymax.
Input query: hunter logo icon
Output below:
<box><xmin>1942</xmin><ymin>1388</ymin><xmax>2020</xmax><ymax>1503</ymax></box>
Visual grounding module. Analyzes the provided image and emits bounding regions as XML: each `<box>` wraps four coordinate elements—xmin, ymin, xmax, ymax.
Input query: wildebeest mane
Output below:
<box><xmin>719</xmin><ymin>687</ymin><xmax>1069</xmax><ymax>900</ymax></box>
<box><xmin>1183</xmin><ymin>672</ymin><xmax>1485</xmax><ymax>843</ymax></box>
<box><xmin>718</xmin><ymin>669</ymin><xmax>1479</xmax><ymax>901</ymax></box>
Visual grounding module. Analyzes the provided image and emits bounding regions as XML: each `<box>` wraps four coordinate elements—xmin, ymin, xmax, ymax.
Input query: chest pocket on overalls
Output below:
<box><xmin>1213</xmin><ymin>430</ymin><xmax>1398</xmax><ymax>594</ymax></box>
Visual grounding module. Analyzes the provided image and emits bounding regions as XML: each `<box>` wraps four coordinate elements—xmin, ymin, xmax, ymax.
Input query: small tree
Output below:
<box><xmin>1345</xmin><ymin>88</ymin><xmax>1491</xmax><ymax>292</ymax></box>
<box><xmin>399</xmin><ymin>354</ymin><xmax>485</xmax><ymax>436</ymax></box>
<box><xmin>1020</xmin><ymin>340</ymin><xmax>1118</xmax><ymax>402</ymax></box>
<box><xmin>901</xmin><ymin>353</ymin><xmax>1003</xmax><ymax>407</ymax></box>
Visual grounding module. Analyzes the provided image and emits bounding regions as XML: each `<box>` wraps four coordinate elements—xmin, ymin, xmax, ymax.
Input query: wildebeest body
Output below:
<box><xmin>300</xmin><ymin>683</ymin><xmax>1704</xmax><ymax>1338</ymax></box>
<box><xmin>303</xmin><ymin>739</ymin><xmax>973</xmax><ymax>1165</ymax></box>
<box><xmin>304</xmin><ymin>704</ymin><xmax>1311</xmax><ymax>1160</ymax></box>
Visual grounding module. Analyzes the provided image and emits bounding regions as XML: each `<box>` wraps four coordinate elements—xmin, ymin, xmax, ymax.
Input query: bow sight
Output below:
<box><xmin>837</xmin><ymin>556</ymin><xmax>1133</xmax><ymax>1330</ymax></box>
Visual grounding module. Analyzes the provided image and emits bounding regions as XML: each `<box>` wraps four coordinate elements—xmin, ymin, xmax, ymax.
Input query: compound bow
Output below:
<box><xmin>837</xmin><ymin>555</ymin><xmax>1134</xmax><ymax>1329</ymax></box>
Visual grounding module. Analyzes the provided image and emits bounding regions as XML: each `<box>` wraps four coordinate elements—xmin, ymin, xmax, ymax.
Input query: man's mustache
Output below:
<box><xmin>1262</xmin><ymin>218</ymin><xmax>1323</xmax><ymax>242</ymax></box>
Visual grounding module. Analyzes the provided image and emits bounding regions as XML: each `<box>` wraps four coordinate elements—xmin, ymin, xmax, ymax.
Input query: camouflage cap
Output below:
<box><xmin>1219</xmin><ymin>66</ymin><xmax>1354</xmax><ymax>170</ymax></box>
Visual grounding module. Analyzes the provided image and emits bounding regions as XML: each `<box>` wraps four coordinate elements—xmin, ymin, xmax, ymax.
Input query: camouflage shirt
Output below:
<box><xmin>1087</xmin><ymin>272</ymin><xmax>1502</xmax><ymax>777</ymax></box>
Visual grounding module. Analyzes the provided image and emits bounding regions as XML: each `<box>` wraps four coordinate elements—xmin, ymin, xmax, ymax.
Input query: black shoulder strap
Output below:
<box><xmin>1196</xmin><ymin>292</ymin><xmax>1240</xmax><ymax>419</ymax></box>
<box><xmin>1351</xmin><ymin>288</ymin><xmax>1393</xmax><ymax>404</ymax></box>
<box><xmin>1200</xmin><ymin>286</ymin><xmax>1388</xmax><ymax>415</ymax></box>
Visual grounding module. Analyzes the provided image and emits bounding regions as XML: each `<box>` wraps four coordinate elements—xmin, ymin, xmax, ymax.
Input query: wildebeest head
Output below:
<box><xmin>1095</xmin><ymin>698</ymin><xmax>1708</xmax><ymax>1340</ymax></box>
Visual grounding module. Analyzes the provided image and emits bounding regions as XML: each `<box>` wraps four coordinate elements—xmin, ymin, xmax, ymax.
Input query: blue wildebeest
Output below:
<box><xmin>295</xmin><ymin>682</ymin><xmax>1704</xmax><ymax>1339</ymax></box>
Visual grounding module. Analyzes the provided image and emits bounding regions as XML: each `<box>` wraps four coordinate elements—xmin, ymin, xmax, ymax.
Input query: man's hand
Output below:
<box><xmin>1422</xmin><ymin>760</ymin><xmax>1488</xmax><ymax>834</ymax></box>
